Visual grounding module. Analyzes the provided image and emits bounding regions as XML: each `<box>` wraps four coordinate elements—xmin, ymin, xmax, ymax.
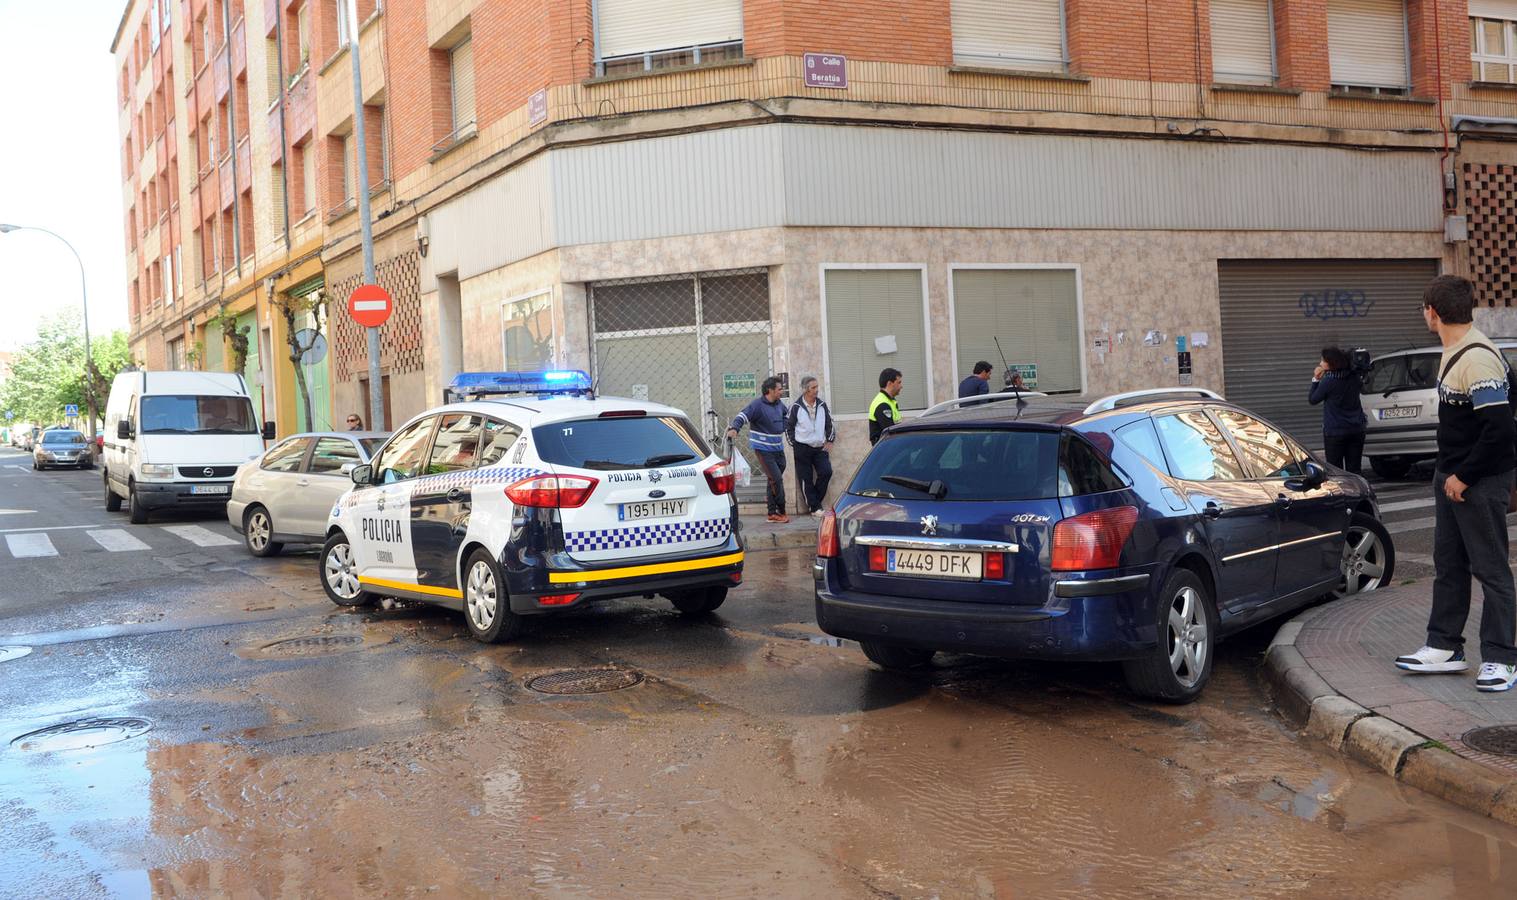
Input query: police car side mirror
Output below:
<box><xmin>350</xmin><ymin>463</ymin><xmax>373</xmax><ymax>486</ymax></box>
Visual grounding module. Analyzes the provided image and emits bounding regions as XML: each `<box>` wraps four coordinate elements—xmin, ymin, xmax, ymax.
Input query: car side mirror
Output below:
<box><xmin>1286</xmin><ymin>461</ymin><xmax>1328</xmax><ymax>492</ymax></box>
<box><xmin>262</xmin><ymin>421</ymin><xmax>276</xmax><ymax>441</ymax></box>
<box><xmin>350</xmin><ymin>463</ymin><xmax>373</xmax><ymax>486</ymax></box>
<box><xmin>117</xmin><ymin>420</ymin><xmax>133</xmax><ymax>440</ymax></box>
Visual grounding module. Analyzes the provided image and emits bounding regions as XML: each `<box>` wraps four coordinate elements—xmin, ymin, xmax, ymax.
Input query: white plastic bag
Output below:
<box><xmin>731</xmin><ymin>450</ymin><xmax>753</xmax><ymax>488</ymax></box>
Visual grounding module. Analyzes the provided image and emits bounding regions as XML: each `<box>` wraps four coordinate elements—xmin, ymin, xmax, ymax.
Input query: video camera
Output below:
<box><xmin>1350</xmin><ymin>348</ymin><xmax>1372</xmax><ymax>377</ymax></box>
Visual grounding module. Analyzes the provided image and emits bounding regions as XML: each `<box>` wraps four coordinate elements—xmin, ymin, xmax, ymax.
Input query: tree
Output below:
<box><xmin>0</xmin><ymin>309</ymin><xmax>133</xmax><ymax>426</ymax></box>
<box><xmin>274</xmin><ymin>288</ymin><xmax>328</xmax><ymax>431</ymax></box>
<box><xmin>207</xmin><ymin>305</ymin><xmax>251</xmax><ymax>374</ymax></box>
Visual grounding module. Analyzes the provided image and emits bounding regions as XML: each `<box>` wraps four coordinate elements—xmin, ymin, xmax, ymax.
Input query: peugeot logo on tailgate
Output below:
<box><xmin>920</xmin><ymin>515</ymin><xmax>938</xmax><ymax>536</ymax></box>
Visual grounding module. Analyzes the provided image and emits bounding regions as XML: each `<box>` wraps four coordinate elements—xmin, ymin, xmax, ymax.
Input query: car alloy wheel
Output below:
<box><xmin>466</xmin><ymin>560</ymin><xmax>498</xmax><ymax>632</ymax></box>
<box><xmin>1335</xmin><ymin>516</ymin><xmax>1393</xmax><ymax>598</ymax></box>
<box><xmin>1167</xmin><ymin>585</ymin><xmax>1208</xmax><ymax>689</ymax></box>
<box><xmin>246</xmin><ymin>510</ymin><xmax>272</xmax><ymax>552</ymax></box>
<box><xmin>324</xmin><ymin>541</ymin><xmax>362</xmax><ymax>601</ymax></box>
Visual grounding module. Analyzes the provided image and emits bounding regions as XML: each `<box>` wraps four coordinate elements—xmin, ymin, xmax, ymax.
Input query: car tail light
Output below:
<box><xmin>505</xmin><ymin>474</ymin><xmax>599</xmax><ymax>509</ymax></box>
<box><xmin>730</xmin><ymin>572</ymin><xmax>743</xmax><ymax>584</ymax></box>
<box><xmin>704</xmin><ymin>459</ymin><xmax>735</xmax><ymax>495</ymax></box>
<box><xmin>598</xmin><ymin>410</ymin><xmax>646</xmax><ymax>418</ymax></box>
<box><xmin>538</xmin><ymin>593</ymin><xmax>580</xmax><ymax>607</ymax></box>
<box><xmin>817</xmin><ymin>509</ymin><xmax>840</xmax><ymax>558</ymax></box>
<box><xmin>984</xmin><ymin>552</ymin><xmax>1005</xmax><ymax>580</ymax></box>
<box><xmin>1051</xmin><ymin>506</ymin><xmax>1139</xmax><ymax>571</ymax></box>
<box><xmin>868</xmin><ymin>545</ymin><xmax>887</xmax><ymax>572</ymax></box>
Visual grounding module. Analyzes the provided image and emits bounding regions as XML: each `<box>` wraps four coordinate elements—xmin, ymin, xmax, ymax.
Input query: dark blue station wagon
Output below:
<box><xmin>814</xmin><ymin>388</ymin><xmax>1394</xmax><ymax>702</ymax></box>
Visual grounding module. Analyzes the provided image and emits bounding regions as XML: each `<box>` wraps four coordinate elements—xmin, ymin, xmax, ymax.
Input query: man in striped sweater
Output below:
<box><xmin>728</xmin><ymin>376</ymin><xmax>791</xmax><ymax>523</ymax></box>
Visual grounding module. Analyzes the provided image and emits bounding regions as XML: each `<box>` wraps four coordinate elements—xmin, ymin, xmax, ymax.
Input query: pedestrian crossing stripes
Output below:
<box><xmin>88</xmin><ymin>529</ymin><xmax>151</xmax><ymax>552</ymax></box>
<box><xmin>159</xmin><ymin>525</ymin><xmax>240</xmax><ymax>547</ymax></box>
<box><xmin>5</xmin><ymin>533</ymin><xmax>56</xmax><ymax>557</ymax></box>
<box><xmin>0</xmin><ymin>524</ymin><xmax>245</xmax><ymax>558</ymax></box>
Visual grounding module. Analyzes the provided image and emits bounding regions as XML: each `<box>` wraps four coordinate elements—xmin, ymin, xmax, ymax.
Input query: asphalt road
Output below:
<box><xmin>2</xmin><ymin>446</ymin><xmax>1516</xmax><ymax>898</ymax></box>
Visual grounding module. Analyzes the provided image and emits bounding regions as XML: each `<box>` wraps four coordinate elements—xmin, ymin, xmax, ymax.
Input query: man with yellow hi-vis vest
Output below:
<box><xmin>868</xmin><ymin>368</ymin><xmax>903</xmax><ymax>446</ymax></box>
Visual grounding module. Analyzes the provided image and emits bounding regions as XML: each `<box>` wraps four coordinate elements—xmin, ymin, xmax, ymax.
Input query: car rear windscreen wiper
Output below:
<box><xmin>643</xmin><ymin>453</ymin><xmax>696</xmax><ymax>467</ymax></box>
<box><xmin>880</xmin><ymin>475</ymin><xmax>948</xmax><ymax>499</ymax></box>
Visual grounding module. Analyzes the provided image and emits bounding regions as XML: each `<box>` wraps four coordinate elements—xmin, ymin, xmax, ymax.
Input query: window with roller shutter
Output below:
<box><xmin>950</xmin><ymin>268</ymin><xmax>1082</xmax><ymax>396</ymax></box>
<box><xmin>450</xmin><ymin>38</ymin><xmax>475</xmax><ymax>134</ymax></box>
<box><xmin>1326</xmin><ymin>0</ymin><xmax>1409</xmax><ymax>92</ymax></box>
<box><xmin>822</xmin><ymin>268</ymin><xmax>930</xmax><ymax>416</ymax></box>
<box><xmin>951</xmin><ymin>0</ymin><xmax>1066</xmax><ymax>73</ymax></box>
<box><xmin>594</xmin><ymin>0</ymin><xmax>744</xmax><ymax>76</ymax></box>
<box><xmin>1210</xmin><ymin>0</ymin><xmax>1276</xmax><ymax>85</ymax></box>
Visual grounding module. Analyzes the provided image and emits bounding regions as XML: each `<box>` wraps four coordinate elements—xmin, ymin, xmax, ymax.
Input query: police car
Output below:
<box><xmin>320</xmin><ymin>371</ymin><xmax>744</xmax><ymax>642</ymax></box>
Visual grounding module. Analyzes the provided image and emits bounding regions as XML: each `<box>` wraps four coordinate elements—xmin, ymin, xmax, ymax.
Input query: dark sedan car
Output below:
<box><xmin>33</xmin><ymin>428</ymin><xmax>94</xmax><ymax>470</ymax></box>
<box><xmin>814</xmin><ymin>388</ymin><xmax>1393</xmax><ymax>703</ymax></box>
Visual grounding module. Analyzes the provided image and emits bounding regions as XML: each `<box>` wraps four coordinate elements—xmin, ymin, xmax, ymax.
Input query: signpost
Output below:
<box><xmin>64</xmin><ymin>404</ymin><xmax>80</xmax><ymax>419</ymax></box>
<box><xmin>344</xmin><ymin>0</ymin><xmax>383</xmax><ymax>431</ymax></box>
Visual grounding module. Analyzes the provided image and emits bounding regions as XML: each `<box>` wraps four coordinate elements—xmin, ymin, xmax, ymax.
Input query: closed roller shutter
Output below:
<box><xmin>1217</xmin><ymin>259</ymin><xmax>1438</xmax><ymax>445</ymax></box>
<box><xmin>1211</xmin><ymin>0</ymin><xmax>1275</xmax><ymax>84</ymax></box>
<box><xmin>824</xmin><ymin>269</ymin><xmax>928</xmax><ymax>415</ymax></box>
<box><xmin>952</xmin><ymin>269</ymin><xmax>1082</xmax><ymax>393</ymax></box>
<box><xmin>952</xmin><ymin>0</ymin><xmax>1065</xmax><ymax>71</ymax></box>
<box><xmin>451</xmin><ymin>39</ymin><xmax>475</xmax><ymax>131</ymax></box>
<box><xmin>597</xmin><ymin>0</ymin><xmax>743</xmax><ymax>60</ymax></box>
<box><xmin>1326</xmin><ymin>0</ymin><xmax>1408</xmax><ymax>88</ymax></box>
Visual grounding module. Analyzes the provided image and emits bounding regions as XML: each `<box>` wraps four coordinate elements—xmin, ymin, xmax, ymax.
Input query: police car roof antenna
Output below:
<box><xmin>993</xmin><ymin>337</ymin><xmax>1021</xmax><ymax>395</ymax></box>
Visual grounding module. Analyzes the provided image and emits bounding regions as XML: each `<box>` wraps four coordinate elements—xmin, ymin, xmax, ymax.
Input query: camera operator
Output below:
<box><xmin>1309</xmin><ymin>346</ymin><xmax>1368</xmax><ymax>474</ymax></box>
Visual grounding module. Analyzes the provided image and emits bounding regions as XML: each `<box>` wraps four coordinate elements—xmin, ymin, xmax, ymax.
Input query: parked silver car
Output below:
<box><xmin>228</xmin><ymin>431</ymin><xmax>388</xmax><ymax>556</ymax></box>
<box><xmin>1362</xmin><ymin>340</ymin><xmax>1517</xmax><ymax>478</ymax></box>
<box><xmin>33</xmin><ymin>428</ymin><xmax>93</xmax><ymax>470</ymax></box>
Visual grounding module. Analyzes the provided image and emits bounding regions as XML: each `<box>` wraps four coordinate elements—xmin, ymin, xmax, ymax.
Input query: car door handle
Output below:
<box><xmin>1202</xmin><ymin>501</ymin><xmax>1223</xmax><ymax>519</ymax></box>
<box><xmin>1276</xmin><ymin>493</ymin><xmax>1292</xmax><ymax>509</ymax></box>
<box><xmin>296</xmin><ymin>479</ymin><xmax>309</xmax><ymax>487</ymax></box>
<box><xmin>447</xmin><ymin>488</ymin><xmax>464</xmax><ymax>502</ymax></box>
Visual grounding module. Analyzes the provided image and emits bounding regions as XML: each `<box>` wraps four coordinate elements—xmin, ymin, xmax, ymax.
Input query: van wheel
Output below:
<box><xmin>859</xmin><ymin>641</ymin><xmax>934</xmax><ymax>670</ymax></box>
<box><xmin>1123</xmin><ymin>569</ymin><xmax>1216</xmax><ymax>704</ymax></box>
<box><xmin>103</xmin><ymin>472</ymin><xmax>122</xmax><ymax>511</ymax></box>
<box><xmin>128</xmin><ymin>483</ymin><xmax>149</xmax><ymax>524</ymax></box>
<box><xmin>667</xmin><ymin>586</ymin><xmax>727</xmax><ymax>615</ymax></box>
<box><xmin>320</xmin><ymin>533</ymin><xmax>374</xmax><ymax>607</ymax></box>
<box><xmin>462</xmin><ymin>548</ymin><xmax>522</xmax><ymax>643</ymax></box>
<box><xmin>243</xmin><ymin>505</ymin><xmax>283</xmax><ymax>558</ymax></box>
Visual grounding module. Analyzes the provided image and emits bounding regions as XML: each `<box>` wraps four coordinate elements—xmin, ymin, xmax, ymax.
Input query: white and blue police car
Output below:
<box><xmin>319</xmin><ymin>371</ymin><xmax>744</xmax><ymax>642</ymax></box>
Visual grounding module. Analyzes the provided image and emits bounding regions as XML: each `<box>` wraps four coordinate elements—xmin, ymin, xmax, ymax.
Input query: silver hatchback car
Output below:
<box><xmin>1362</xmin><ymin>340</ymin><xmax>1517</xmax><ymax>479</ymax></box>
<box><xmin>229</xmin><ymin>431</ymin><xmax>388</xmax><ymax>556</ymax></box>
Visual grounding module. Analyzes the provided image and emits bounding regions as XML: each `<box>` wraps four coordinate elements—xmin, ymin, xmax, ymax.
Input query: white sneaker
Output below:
<box><xmin>1477</xmin><ymin>662</ymin><xmax>1517</xmax><ymax>692</ymax></box>
<box><xmin>1394</xmin><ymin>646</ymin><xmax>1469</xmax><ymax>673</ymax></box>
<box><xmin>810</xmin><ymin>510</ymin><xmax>824</xmax><ymax>519</ymax></box>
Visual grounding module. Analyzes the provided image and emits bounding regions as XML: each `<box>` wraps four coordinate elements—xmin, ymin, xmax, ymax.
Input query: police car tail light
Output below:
<box><xmin>704</xmin><ymin>460</ymin><xmax>736</xmax><ymax>495</ymax></box>
<box><xmin>538</xmin><ymin>593</ymin><xmax>580</xmax><ymax>607</ymax></box>
<box><xmin>505</xmin><ymin>474</ymin><xmax>599</xmax><ymax>509</ymax></box>
<box><xmin>817</xmin><ymin>509</ymin><xmax>840</xmax><ymax>558</ymax></box>
<box><xmin>1051</xmin><ymin>506</ymin><xmax>1139</xmax><ymax>571</ymax></box>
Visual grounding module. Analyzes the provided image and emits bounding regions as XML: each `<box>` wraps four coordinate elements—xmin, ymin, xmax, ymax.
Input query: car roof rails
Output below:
<box><xmin>921</xmin><ymin>390</ymin><xmax>1050</xmax><ymax>417</ymax></box>
<box><xmin>1082</xmin><ymin>387</ymin><xmax>1223</xmax><ymax>415</ymax></box>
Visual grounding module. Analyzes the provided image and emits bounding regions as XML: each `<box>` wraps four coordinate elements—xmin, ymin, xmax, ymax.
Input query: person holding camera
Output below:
<box><xmin>1308</xmin><ymin>346</ymin><xmax>1367</xmax><ymax>474</ymax></box>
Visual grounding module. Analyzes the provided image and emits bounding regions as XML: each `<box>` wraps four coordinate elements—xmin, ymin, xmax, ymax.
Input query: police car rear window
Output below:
<box><xmin>849</xmin><ymin>429</ymin><xmax>1059</xmax><ymax>501</ymax></box>
<box><xmin>533</xmin><ymin>416</ymin><xmax>711</xmax><ymax>471</ymax></box>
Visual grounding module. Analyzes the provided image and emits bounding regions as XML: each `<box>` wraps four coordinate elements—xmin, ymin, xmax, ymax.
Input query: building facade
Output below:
<box><xmin>114</xmin><ymin>0</ymin><xmax>1517</xmax><ymax>490</ymax></box>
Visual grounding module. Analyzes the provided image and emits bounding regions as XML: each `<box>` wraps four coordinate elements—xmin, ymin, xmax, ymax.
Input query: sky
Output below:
<box><xmin>0</xmin><ymin>0</ymin><xmax>130</xmax><ymax>353</ymax></box>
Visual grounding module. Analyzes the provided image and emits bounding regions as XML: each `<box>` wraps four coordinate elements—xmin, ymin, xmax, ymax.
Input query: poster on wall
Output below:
<box><xmin>1009</xmin><ymin>364</ymin><xmax>1038</xmax><ymax>389</ymax></box>
<box><xmin>722</xmin><ymin>373</ymin><xmax>757</xmax><ymax>399</ymax></box>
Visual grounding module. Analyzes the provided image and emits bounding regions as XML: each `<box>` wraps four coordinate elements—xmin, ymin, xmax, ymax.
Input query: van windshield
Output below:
<box><xmin>140</xmin><ymin>395</ymin><xmax>258</xmax><ymax>435</ymax></box>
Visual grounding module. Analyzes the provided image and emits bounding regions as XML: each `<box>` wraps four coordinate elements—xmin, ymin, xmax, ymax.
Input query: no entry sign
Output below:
<box><xmin>347</xmin><ymin>284</ymin><xmax>392</xmax><ymax>328</ymax></box>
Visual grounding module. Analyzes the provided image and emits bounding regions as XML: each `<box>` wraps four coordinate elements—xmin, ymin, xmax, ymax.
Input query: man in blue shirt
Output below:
<box><xmin>728</xmin><ymin>376</ymin><xmax>790</xmax><ymax>523</ymax></box>
<box><xmin>958</xmin><ymin>361</ymin><xmax>993</xmax><ymax>399</ymax></box>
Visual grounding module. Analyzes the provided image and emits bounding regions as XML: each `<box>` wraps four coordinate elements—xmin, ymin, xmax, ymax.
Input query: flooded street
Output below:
<box><xmin>4</xmin><ymin>487</ymin><xmax>1517</xmax><ymax>899</ymax></box>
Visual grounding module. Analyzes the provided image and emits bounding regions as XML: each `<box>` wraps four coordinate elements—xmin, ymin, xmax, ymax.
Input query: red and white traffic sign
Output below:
<box><xmin>347</xmin><ymin>284</ymin><xmax>393</xmax><ymax>328</ymax></box>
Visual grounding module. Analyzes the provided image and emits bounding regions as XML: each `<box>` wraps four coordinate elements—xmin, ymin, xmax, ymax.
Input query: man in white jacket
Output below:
<box><xmin>785</xmin><ymin>375</ymin><xmax>836</xmax><ymax>517</ymax></box>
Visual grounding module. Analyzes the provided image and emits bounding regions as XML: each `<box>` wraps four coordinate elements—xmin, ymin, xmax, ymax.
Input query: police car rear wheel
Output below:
<box><xmin>667</xmin><ymin>586</ymin><xmax>727</xmax><ymax>616</ymax></box>
<box><xmin>321</xmin><ymin>534</ymin><xmax>373</xmax><ymax>607</ymax></box>
<box><xmin>463</xmin><ymin>549</ymin><xmax>522</xmax><ymax>643</ymax></box>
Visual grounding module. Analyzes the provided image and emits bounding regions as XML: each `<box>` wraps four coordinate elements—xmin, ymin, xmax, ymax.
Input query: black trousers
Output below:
<box><xmin>792</xmin><ymin>444</ymin><xmax>833</xmax><ymax>513</ymax></box>
<box><xmin>1324</xmin><ymin>432</ymin><xmax>1365</xmax><ymax>474</ymax></box>
<box><xmin>1429</xmin><ymin>470</ymin><xmax>1517</xmax><ymax>665</ymax></box>
<box><xmin>755</xmin><ymin>450</ymin><xmax>787</xmax><ymax>516</ymax></box>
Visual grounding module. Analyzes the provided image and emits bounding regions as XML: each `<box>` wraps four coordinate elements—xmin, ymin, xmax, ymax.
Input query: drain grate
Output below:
<box><xmin>10</xmin><ymin>717</ymin><xmax>152</xmax><ymax>752</ymax></box>
<box><xmin>260</xmin><ymin>634</ymin><xmax>365</xmax><ymax>657</ymax></box>
<box><xmin>526</xmin><ymin>668</ymin><xmax>644</xmax><ymax>695</ymax></box>
<box><xmin>0</xmin><ymin>647</ymin><xmax>32</xmax><ymax>663</ymax></box>
<box><xmin>1463</xmin><ymin>725</ymin><xmax>1517</xmax><ymax>757</ymax></box>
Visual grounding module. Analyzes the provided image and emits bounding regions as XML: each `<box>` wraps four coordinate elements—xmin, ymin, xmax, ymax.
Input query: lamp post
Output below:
<box><xmin>0</xmin><ymin>224</ymin><xmax>95</xmax><ymax>433</ymax></box>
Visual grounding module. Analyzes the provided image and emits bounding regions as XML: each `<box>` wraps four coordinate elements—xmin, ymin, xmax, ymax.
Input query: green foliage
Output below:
<box><xmin>207</xmin><ymin>306</ymin><xmax>251</xmax><ymax>373</ymax></box>
<box><xmin>0</xmin><ymin>309</ymin><xmax>133</xmax><ymax>424</ymax></box>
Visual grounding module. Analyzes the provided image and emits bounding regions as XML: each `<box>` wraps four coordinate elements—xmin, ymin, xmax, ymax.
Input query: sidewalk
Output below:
<box><xmin>1267</xmin><ymin>579</ymin><xmax>1517</xmax><ymax>825</ymax></box>
<box><xmin>738</xmin><ymin>509</ymin><xmax>818</xmax><ymax>551</ymax></box>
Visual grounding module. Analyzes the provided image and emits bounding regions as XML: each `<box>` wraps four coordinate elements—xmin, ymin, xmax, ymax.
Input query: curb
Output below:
<box><xmin>1264</xmin><ymin>614</ymin><xmax>1517</xmax><ymax>827</ymax></box>
<box><xmin>741</xmin><ymin>528</ymin><xmax>815</xmax><ymax>552</ymax></box>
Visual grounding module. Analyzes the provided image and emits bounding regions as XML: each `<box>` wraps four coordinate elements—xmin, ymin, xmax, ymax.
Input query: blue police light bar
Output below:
<box><xmin>444</xmin><ymin>370</ymin><xmax>593</xmax><ymax>402</ymax></box>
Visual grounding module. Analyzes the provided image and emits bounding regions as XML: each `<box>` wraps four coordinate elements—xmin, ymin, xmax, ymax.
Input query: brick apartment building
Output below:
<box><xmin>113</xmin><ymin>0</ymin><xmax>1517</xmax><ymax>484</ymax></box>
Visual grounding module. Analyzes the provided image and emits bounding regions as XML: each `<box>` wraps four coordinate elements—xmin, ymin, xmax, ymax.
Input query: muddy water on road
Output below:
<box><xmin>3</xmin><ymin>552</ymin><xmax>1516</xmax><ymax>897</ymax></box>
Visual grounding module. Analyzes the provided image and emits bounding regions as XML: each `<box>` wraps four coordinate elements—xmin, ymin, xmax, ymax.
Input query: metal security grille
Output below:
<box><xmin>1465</xmin><ymin>163</ymin><xmax>1517</xmax><ymax>307</ymax></box>
<box><xmin>590</xmin><ymin>269</ymin><xmax>772</xmax><ymax>503</ymax></box>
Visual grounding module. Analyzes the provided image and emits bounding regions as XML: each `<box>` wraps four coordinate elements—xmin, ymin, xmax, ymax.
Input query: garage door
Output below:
<box><xmin>1217</xmin><ymin>259</ymin><xmax>1439</xmax><ymax>446</ymax></box>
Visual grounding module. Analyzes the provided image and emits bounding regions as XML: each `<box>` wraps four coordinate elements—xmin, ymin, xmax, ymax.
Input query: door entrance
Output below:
<box><xmin>589</xmin><ymin>269</ymin><xmax>772</xmax><ymax>504</ymax></box>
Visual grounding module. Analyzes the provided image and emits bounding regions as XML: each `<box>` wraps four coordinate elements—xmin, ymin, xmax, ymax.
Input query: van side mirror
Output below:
<box><xmin>350</xmin><ymin>463</ymin><xmax>373</xmax><ymax>486</ymax></box>
<box><xmin>262</xmin><ymin>421</ymin><xmax>276</xmax><ymax>441</ymax></box>
<box><xmin>116</xmin><ymin>420</ymin><xmax>134</xmax><ymax>440</ymax></box>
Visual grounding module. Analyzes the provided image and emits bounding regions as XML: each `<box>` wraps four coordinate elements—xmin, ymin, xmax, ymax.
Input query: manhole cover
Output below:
<box><xmin>259</xmin><ymin>634</ymin><xmax>366</xmax><ymax>657</ymax></box>
<box><xmin>1463</xmin><ymin>725</ymin><xmax>1517</xmax><ymax>756</ymax></box>
<box><xmin>526</xmin><ymin>668</ymin><xmax>644</xmax><ymax>695</ymax></box>
<box><xmin>10</xmin><ymin>717</ymin><xmax>152</xmax><ymax>752</ymax></box>
<box><xmin>0</xmin><ymin>646</ymin><xmax>32</xmax><ymax>663</ymax></box>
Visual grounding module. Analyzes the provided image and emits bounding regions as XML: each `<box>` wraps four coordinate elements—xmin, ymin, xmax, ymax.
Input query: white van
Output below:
<box><xmin>102</xmin><ymin>370</ymin><xmax>274</xmax><ymax>523</ymax></box>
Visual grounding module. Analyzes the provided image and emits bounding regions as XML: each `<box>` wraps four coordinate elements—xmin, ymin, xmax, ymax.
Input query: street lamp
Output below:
<box><xmin>0</xmin><ymin>223</ymin><xmax>96</xmax><ymax>433</ymax></box>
